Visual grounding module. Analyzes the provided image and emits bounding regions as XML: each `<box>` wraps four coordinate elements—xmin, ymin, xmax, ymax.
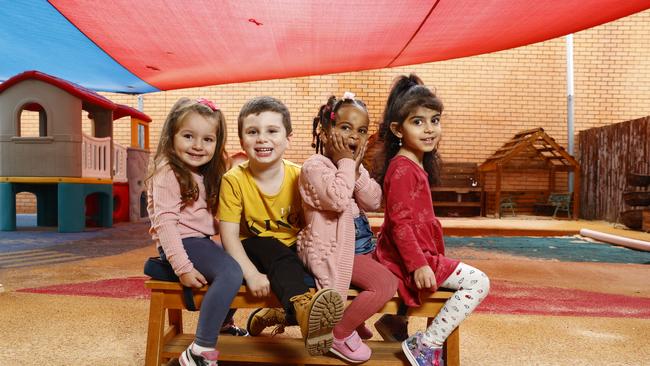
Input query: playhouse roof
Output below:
<box><xmin>1</xmin><ymin>1</ymin><xmax>648</xmax><ymax>94</ymax></box>
<box><xmin>0</xmin><ymin>70</ymin><xmax>116</xmax><ymax>110</ymax></box>
<box><xmin>0</xmin><ymin>70</ymin><xmax>152</xmax><ymax>122</ymax></box>
<box><xmin>113</xmin><ymin>104</ymin><xmax>152</xmax><ymax>123</ymax></box>
<box><xmin>478</xmin><ymin>127</ymin><xmax>579</xmax><ymax>173</ymax></box>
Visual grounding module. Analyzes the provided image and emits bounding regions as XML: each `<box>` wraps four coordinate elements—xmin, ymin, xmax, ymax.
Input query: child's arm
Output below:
<box><xmin>150</xmin><ymin>169</ymin><xmax>193</xmax><ymax>274</ymax></box>
<box><xmin>300</xmin><ymin>156</ymin><xmax>356</xmax><ymax>212</ymax></box>
<box><xmin>353</xmin><ymin>164</ymin><xmax>382</xmax><ymax>212</ymax></box>
<box><xmin>151</xmin><ymin>168</ymin><xmax>208</xmax><ymax>288</ymax></box>
<box><xmin>219</xmin><ymin>222</ymin><xmax>270</xmax><ymax>297</ymax></box>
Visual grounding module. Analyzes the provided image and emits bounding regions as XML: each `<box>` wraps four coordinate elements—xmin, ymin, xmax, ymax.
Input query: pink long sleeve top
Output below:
<box><xmin>147</xmin><ymin>164</ymin><xmax>218</xmax><ymax>275</ymax></box>
<box><xmin>296</xmin><ymin>154</ymin><xmax>382</xmax><ymax>298</ymax></box>
<box><xmin>375</xmin><ymin>155</ymin><xmax>459</xmax><ymax>307</ymax></box>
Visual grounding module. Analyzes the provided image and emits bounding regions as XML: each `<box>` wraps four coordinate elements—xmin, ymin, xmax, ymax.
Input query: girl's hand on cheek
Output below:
<box><xmin>354</xmin><ymin>139</ymin><xmax>368</xmax><ymax>179</ymax></box>
<box><xmin>330</xmin><ymin>132</ymin><xmax>354</xmax><ymax>163</ymax></box>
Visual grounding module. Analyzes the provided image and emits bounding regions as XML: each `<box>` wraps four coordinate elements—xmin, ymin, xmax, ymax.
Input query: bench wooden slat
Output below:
<box><xmin>164</xmin><ymin>333</ymin><xmax>410</xmax><ymax>365</ymax></box>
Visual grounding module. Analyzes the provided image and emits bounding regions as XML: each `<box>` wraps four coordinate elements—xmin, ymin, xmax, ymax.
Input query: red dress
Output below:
<box><xmin>375</xmin><ymin>155</ymin><xmax>459</xmax><ymax>307</ymax></box>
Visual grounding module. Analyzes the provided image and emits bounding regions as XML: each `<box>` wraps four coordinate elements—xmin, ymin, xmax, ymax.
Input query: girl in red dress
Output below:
<box><xmin>374</xmin><ymin>75</ymin><xmax>490</xmax><ymax>366</ymax></box>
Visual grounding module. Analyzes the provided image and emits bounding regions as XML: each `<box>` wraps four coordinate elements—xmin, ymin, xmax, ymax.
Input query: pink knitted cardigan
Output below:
<box><xmin>296</xmin><ymin>154</ymin><xmax>382</xmax><ymax>298</ymax></box>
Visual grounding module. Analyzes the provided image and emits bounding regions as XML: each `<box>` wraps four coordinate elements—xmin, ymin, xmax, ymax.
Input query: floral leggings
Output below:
<box><xmin>425</xmin><ymin>262</ymin><xmax>490</xmax><ymax>346</ymax></box>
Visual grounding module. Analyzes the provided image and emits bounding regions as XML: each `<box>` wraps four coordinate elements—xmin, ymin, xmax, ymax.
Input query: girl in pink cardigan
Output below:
<box><xmin>297</xmin><ymin>93</ymin><xmax>398</xmax><ymax>363</ymax></box>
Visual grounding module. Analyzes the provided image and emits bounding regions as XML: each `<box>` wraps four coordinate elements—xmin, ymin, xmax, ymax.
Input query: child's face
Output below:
<box><xmin>323</xmin><ymin>104</ymin><xmax>369</xmax><ymax>159</ymax></box>
<box><xmin>240</xmin><ymin>111</ymin><xmax>290</xmax><ymax>167</ymax></box>
<box><xmin>173</xmin><ymin>112</ymin><xmax>218</xmax><ymax>172</ymax></box>
<box><xmin>391</xmin><ymin>106</ymin><xmax>441</xmax><ymax>156</ymax></box>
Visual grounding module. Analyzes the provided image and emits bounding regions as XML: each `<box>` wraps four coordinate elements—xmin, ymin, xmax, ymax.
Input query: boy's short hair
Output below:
<box><xmin>237</xmin><ymin>96</ymin><xmax>292</xmax><ymax>138</ymax></box>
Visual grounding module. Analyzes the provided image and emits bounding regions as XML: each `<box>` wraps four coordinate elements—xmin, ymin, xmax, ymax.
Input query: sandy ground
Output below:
<box><xmin>0</xmin><ymin>218</ymin><xmax>649</xmax><ymax>365</ymax></box>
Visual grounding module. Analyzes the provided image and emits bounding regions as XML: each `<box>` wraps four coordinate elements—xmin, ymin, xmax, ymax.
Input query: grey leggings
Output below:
<box><xmin>163</xmin><ymin>237</ymin><xmax>243</xmax><ymax>347</ymax></box>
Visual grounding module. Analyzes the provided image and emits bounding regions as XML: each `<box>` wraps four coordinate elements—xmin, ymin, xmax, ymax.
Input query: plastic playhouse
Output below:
<box><xmin>0</xmin><ymin>71</ymin><xmax>151</xmax><ymax>232</ymax></box>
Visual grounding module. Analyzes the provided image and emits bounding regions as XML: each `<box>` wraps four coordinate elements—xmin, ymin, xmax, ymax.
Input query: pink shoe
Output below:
<box><xmin>330</xmin><ymin>331</ymin><xmax>371</xmax><ymax>363</ymax></box>
<box><xmin>356</xmin><ymin>323</ymin><xmax>373</xmax><ymax>340</ymax></box>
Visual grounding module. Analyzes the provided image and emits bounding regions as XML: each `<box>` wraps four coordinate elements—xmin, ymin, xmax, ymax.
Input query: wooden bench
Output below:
<box><xmin>534</xmin><ymin>192</ymin><xmax>572</xmax><ymax>218</ymax></box>
<box><xmin>145</xmin><ymin>280</ymin><xmax>459</xmax><ymax>366</ymax></box>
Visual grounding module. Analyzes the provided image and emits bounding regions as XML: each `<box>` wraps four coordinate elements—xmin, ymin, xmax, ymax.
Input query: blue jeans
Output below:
<box><xmin>354</xmin><ymin>215</ymin><xmax>376</xmax><ymax>255</ymax></box>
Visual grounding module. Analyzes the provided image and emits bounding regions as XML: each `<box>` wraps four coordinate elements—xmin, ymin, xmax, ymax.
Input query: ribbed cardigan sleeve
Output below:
<box><xmin>300</xmin><ymin>156</ymin><xmax>355</xmax><ymax>212</ymax></box>
<box><xmin>298</xmin><ymin>155</ymin><xmax>356</xmax><ymax>298</ymax></box>
<box><xmin>149</xmin><ymin>168</ymin><xmax>194</xmax><ymax>275</ymax></box>
<box><xmin>353</xmin><ymin>164</ymin><xmax>382</xmax><ymax>212</ymax></box>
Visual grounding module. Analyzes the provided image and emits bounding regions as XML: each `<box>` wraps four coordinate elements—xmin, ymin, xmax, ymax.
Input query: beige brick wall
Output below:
<box><xmin>14</xmin><ymin>10</ymin><xmax>650</xmax><ymax>213</ymax></box>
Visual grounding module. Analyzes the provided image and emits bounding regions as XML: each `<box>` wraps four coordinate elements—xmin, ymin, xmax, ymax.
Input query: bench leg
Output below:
<box><xmin>444</xmin><ymin>327</ymin><xmax>460</xmax><ymax>366</ymax></box>
<box><xmin>168</xmin><ymin>308</ymin><xmax>183</xmax><ymax>334</ymax></box>
<box><xmin>145</xmin><ymin>291</ymin><xmax>166</xmax><ymax>366</ymax></box>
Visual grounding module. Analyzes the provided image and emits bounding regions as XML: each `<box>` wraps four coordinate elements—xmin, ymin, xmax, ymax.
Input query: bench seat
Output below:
<box><xmin>145</xmin><ymin>280</ymin><xmax>459</xmax><ymax>366</ymax></box>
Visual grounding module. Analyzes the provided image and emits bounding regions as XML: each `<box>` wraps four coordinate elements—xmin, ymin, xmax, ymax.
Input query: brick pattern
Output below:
<box><xmin>14</xmin><ymin>10</ymin><xmax>650</xmax><ymax>213</ymax></box>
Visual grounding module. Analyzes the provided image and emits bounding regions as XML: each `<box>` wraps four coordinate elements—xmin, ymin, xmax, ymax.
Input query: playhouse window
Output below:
<box><xmin>18</xmin><ymin>103</ymin><xmax>47</xmax><ymax>137</ymax></box>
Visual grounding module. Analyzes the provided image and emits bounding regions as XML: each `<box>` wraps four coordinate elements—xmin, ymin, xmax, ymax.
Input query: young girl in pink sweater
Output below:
<box><xmin>297</xmin><ymin>93</ymin><xmax>399</xmax><ymax>363</ymax></box>
<box><xmin>147</xmin><ymin>97</ymin><xmax>243</xmax><ymax>366</ymax></box>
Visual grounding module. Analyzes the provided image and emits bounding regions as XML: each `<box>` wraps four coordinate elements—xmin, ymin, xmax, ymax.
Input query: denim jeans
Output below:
<box><xmin>354</xmin><ymin>215</ymin><xmax>376</xmax><ymax>255</ymax></box>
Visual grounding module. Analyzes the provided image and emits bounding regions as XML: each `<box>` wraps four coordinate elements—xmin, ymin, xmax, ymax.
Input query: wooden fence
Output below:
<box><xmin>578</xmin><ymin>116</ymin><xmax>650</xmax><ymax>221</ymax></box>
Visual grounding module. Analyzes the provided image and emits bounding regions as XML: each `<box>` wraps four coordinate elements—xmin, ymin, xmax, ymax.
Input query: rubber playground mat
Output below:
<box><xmin>445</xmin><ymin>235</ymin><xmax>650</xmax><ymax>264</ymax></box>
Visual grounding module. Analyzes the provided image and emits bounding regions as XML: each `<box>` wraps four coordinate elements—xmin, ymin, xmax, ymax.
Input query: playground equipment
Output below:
<box><xmin>579</xmin><ymin>228</ymin><xmax>650</xmax><ymax>252</ymax></box>
<box><xmin>0</xmin><ymin>71</ymin><xmax>151</xmax><ymax>232</ymax></box>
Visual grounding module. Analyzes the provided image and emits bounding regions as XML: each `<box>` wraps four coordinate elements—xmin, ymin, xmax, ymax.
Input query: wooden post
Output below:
<box><xmin>495</xmin><ymin>164</ymin><xmax>502</xmax><ymax>217</ymax></box>
<box><xmin>572</xmin><ymin>168</ymin><xmax>581</xmax><ymax>219</ymax></box>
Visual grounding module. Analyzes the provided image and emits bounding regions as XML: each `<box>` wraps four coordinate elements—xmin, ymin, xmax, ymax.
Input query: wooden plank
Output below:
<box><xmin>163</xmin><ymin>334</ymin><xmax>411</xmax><ymax>365</ymax></box>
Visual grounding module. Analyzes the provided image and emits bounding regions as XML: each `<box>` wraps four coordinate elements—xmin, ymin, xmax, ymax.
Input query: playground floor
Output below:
<box><xmin>0</xmin><ymin>216</ymin><xmax>649</xmax><ymax>365</ymax></box>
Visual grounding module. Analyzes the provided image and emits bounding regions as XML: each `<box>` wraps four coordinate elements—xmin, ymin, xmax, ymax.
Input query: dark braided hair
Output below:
<box><xmin>375</xmin><ymin>74</ymin><xmax>444</xmax><ymax>188</ymax></box>
<box><xmin>312</xmin><ymin>96</ymin><xmax>336</xmax><ymax>153</ymax></box>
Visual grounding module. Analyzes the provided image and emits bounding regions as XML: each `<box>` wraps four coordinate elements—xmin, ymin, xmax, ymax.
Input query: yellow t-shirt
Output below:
<box><xmin>218</xmin><ymin>160</ymin><xmax>303</xmax><ymax>246</ymax></box>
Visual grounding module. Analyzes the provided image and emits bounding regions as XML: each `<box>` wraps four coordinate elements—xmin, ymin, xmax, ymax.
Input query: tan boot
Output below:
<box><xmin>290</xmin><ymin>288</ymin><xmax>344</xmax><ymax>356</ymax></box>
<box><xmin>246</xmin><ymin>308</ymin><xmax>288</xmax><ymax>336</ymax></box>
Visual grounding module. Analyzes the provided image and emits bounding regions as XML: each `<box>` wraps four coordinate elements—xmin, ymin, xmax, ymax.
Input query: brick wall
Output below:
<box><xmin>14</xmin><ymin>10</ymin><xmax>650</xmax><ymax>213</ymax></box>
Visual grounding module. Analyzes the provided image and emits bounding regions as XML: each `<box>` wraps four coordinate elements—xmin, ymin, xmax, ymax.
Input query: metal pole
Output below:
<box><xmin>137</xmin><ymin>95</ymin><xmax>144</xmax><ymax>111</ymax></box>
<box><xmin>566</xmin><ymin>34</ymin><xmax>575</xmax><ymax>193</ymax></box>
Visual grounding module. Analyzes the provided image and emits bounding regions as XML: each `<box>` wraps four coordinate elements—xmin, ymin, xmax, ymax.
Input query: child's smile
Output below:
<box><xmin>240</xmin><ymin>111</ymin><xmax>290</xmax><ymax>167</ymax></box>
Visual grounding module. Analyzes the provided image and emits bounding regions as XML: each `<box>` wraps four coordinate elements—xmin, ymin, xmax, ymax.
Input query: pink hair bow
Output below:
<box><xmin>196</xmin><ymin>98</ymin><xmax>219</xmax><ymax>111</ymax></box>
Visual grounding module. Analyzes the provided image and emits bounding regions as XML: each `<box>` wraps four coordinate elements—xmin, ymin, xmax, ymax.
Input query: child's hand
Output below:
<box><xmin>179</xmin><ymin>268</ymin><xmax>208</xmax><ymax>289</ymax></box>
<box><xmin>246</xmin><ymin>271</ymin><xmax>271</xmax><ymax>298</ymax></box>
<box><xmin>413</xmin><ymin>265</ymin><xmax>436</xmax><ymax>289</ymax></box>
<box><xmin>330</xmin><ymin>131</ymin><xmax>354</xmax><ymax>163</ymax></box>
<box><xmin>354</xmin><ymin>139</ymin><xmax>368</xmax><ymax>180</ymax></box>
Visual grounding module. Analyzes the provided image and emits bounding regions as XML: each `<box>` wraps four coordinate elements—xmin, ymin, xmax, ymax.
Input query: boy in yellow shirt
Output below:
<box><xmin>218</xmin><ymin>96</ymin><xmax>344</xmax><ymax>356</ymax></box>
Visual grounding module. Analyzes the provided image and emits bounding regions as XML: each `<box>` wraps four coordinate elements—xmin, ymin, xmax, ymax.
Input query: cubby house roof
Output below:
<box><xmin>0</xmin><ymin>70</ymin><xmax>151</xmax><ymax>122</ymax></box>
<box><xmin>0</xmin><ymin>70</ymin><xmax>115</xmax><ymax>110</ymax></box>
<box><xmin>114</xmin><ymin>104</ymin><xmax>152</xmax><ymax>122</ymax></box>
<box><xmin>478</xmin><ymin>127</ymin><xmax>579</xmax><ymax>173</ymax></box>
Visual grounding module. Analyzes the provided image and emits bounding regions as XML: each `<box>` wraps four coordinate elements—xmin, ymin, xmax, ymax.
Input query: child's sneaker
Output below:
<box><xmin>330</xmin><ymin>330</ymin><xmax>372</xmax><ymax>363</ymax></box>
<box><xmin>374</xmin><ymin>314</ymin><xmax>409</xmax><ymax>342</ymax></box>
<box><xmin>179</xmin><ymin>345</ymin><xmax>219</xmax><ymax>366</ymax></box>
<box><xmin>291</xmin><ymin>288</ymin><xmax>344</xmax><ymax>356</ymax></box>
<box><xmin>220</xmin><ymin>319</ymin><xmax>249</xmax><ymax>336</ymax></box>
<box><xmin>246</xmin><ymin>308</ymin><xmax>288</xmax><ymax>336</ymax></box>
<box><xmin>401</xmin><ymin>332</ymin><xmax>444</xmax><ymax>366</ymax></box>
